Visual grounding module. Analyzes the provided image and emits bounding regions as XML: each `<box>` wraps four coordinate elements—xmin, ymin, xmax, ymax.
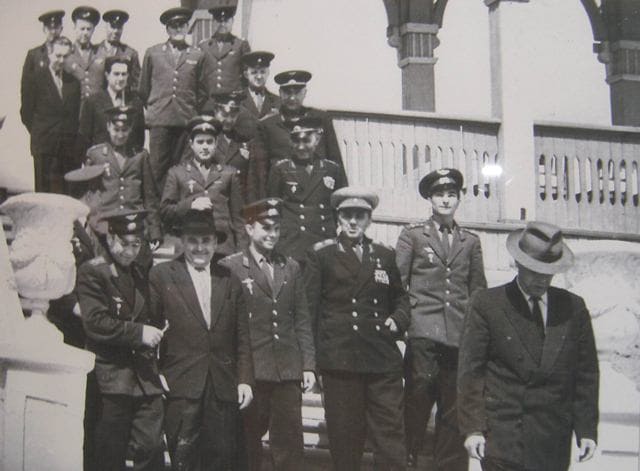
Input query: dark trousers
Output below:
<box><xmin>33</xmin><ymin>152</ymin><xmax>67</xmax><ymax>194</ymax></box>
<box><xmin>83</xmin><ymin>371</ymin><xmax>100</xmax><ymax>471</ymax></box>
<box><xmin>242</xmin><ymin>380</ymin><xmax>303</xmax><ymax>471</ymax></box>
<box><xmin>322</xmin><ymin>369</ymin><xmax>406</xmax><ymax>471</ymax></box>
<box><xmin>93</xmin><ymin>393</ymin><xmax>164</xmax><ymax>471</ymax></box>
<box><xmin>404</xmin><ymin>338</ymin><xmax>467</xmax><ymax>471</ymax></box>
<box><xmin>164</xmin><ymin>376</ymin><xmax>241</xmax><ymax>471</ymax></box>
<box><xmin>481</xmin><ymin>457</ymin><xmax>541</xmax><ymax>471</ymax></box>
<box><xmin>149</xmin><ymin>126</ymin><xmax>185</xmax><ymax>196</ymax></box>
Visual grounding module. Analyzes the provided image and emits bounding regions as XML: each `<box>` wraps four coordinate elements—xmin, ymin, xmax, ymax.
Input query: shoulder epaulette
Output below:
<box><xmin>373</xmin><ymin>241</ymin><xmax>394</xmax><ymax>251</ymax></box>
<box><xmin>88</xmin><ymin>255</ymin><xmax>106</xmax><ymax>266</ymax></box>
<box><xmin>405</xmin><ymin>222</ymin><xmax>425</xmax><ymax>230</ymax></box>
<box><xmin>259</xmin><ymin>110</ymin><xmax>278</xmax><ymax>121</ymax></box>
<box><xmin>313</xmin><ymin>239</ymin><xmax>337</xmax><ymax>251</ymax></box>
<box><xmin>322</xmin><ymin>159</ymin><xmax>339</xmax><ymax>167</ymax></box>
<box><xmin>87</xmin><ymin>143</ymin><xmax>107</xmax><ymax>154</ymax></box>
<box><xmin>273</xmin><ymin>158</ymin><xmax>290</xmax><ymax>167</ymax></box>
<box><xmin>461</xmin><ymin>228</ymin><xmax>480</xmax><ymax>238</ymax></box>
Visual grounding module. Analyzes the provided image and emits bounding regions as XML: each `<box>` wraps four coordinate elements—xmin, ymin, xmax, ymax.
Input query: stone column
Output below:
<box><xmin>606</xmin><ymin>40</ymin><xmax>640</xmax><ymax>126</ymax></box>
<box><xmin>397</xmin><ymin>23</ymin><xmax>439</xmax><ymax>111</ymax></box>
<box><xmin>486</xmin><ymin>0</ymin><xmax>536</xmax><ymax>222</ymax></box>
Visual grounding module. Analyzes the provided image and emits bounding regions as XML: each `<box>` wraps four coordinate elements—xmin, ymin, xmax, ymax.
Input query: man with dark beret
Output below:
<box><xmin>77</xmin><ymin>208</ymin><xmax>166</xmax><ymax>471</ymax></box>
<box><xmin>396</xmin><ymin>168</ymin><xmax>487</xmax><ymax>469</ymax></box>
<box><xmin>95</xmin><ymin>10</ymin><xmax>141</xmax><ymax>90</ymax></box>
<box><xmin>200</xmin><ymin>6</ymin><xmax>251</xmax><ymax>94</ymax></box>
<box><xmin>64</xmin><ymin>6</ymin><xmax>103</xmax><ymax>102</ymax></box>
<box><xmin>139</xmin><ymin>7</ymin><xmax>209</xmax><ymax>196</ymax></box>
<box><xmin>240</xmin><ymin>51</ymin><xmax>280</xmax><ymax>119</ymax></box>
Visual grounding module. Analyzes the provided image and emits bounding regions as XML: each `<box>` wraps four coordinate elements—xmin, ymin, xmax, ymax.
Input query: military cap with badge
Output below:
<box><xmin>72</xmin><ymin>6</ymin><xmax>100</xmax><ymax>25</ymax></box>
<box><xmin>331</xmin><ymin>187</ymin><xmax>379</xmax><ymax>212</ymax></box>
<box><xmin>38</xmin><ymin>10</ymin><xmax>65</xmax><ymax>28</ymax></box>
<box><xmin>102</xmin><ymin>9</ymin><xmax>129</xmax><ymax>28</ymax></box>
<box><xmin>418</xmin><ymin>167</ymin><xmax>464</xmax><ymax>199</ymax></box>
<box><xmin>243</xmin><ymin>198</ymin><xmax>283</xmax><ymax>224</ymax></box>
<box><xmin>241</xmin><ymin>51</ymin><xmax>275</xmax><ymax>69</ymax></box>
<box><xmin>159</xmin><ymin>7</ymin><xmax>193</xmax><ymax>26</ymax></box>
<box><xmin>274</xmin><ymin>70</ymin><xmax>312</xmax><ymax>89</ymax></box>
<box><xmin>187</xmin><ymin>114</ymin><xmax>222</xmax><ymax>138</ymax></box>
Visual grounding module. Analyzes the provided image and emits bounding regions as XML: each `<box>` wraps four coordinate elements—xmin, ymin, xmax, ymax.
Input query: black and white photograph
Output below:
<box><xmin>0</xmin><ymin>0</ymin><xmax>639</xmax><ymax>470</ymax></box>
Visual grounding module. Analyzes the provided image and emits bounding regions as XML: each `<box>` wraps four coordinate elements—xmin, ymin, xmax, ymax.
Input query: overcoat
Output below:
<box><xmin>220</xmin><ymin>250</ymin><xmax>315</xmax><ymax>381</ymax></box>
<box><xmin>395</xmin><ymin>220</ymin><xmax>486</xmax><ymax>346</ymax></box>
<box><xmin>148</xmin><ymin>256</ymin><xmax>254</xmax><ymax>401</ymax></box>
<box><xmin>457</xmin><ymin>279</ymin><xmax>599</xmax><ymax>471</ymax></box>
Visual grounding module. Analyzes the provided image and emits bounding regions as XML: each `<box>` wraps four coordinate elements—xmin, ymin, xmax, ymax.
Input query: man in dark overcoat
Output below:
<box><xmin>304</xmin><ymin>187</ymin><xmax>410</xmax><ymax>470</ymax></box>
<box><xmin>458</xmin><ymin>221</ymin><xmax>599</xmax><ymax>471</ymax></box>
<box><xmin>77</xmin><ymin>208</ymin><xmax>166</xmax><ymax>471</ymax></box>
<box><xmin>240</xmin><ymin>51</ymin><xmax>280</xmax><ymax>119</ymax></box>
<box><xmin>221</xmin><ymin>198</ymin><xmax>316</xmax><ymax>470</ymax></box>
<box><xmin>20</xmin><ymin>35</ymin><xmax>81</xmax><ymax>193</ymax></box>
<box><xmin>149</xmin><ymin>209</ymin><xmax>254</xmax><ymax>470</ymax></box>
<box><xmin>396</xmin><ymin>168</ymin><xmax>487</xmax><ymax>469</ymax></box>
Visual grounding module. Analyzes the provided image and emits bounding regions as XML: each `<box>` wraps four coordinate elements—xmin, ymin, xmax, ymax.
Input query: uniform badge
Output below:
<box><xmin>187</xmin><ymin>179</ymin><xmax>196</xmax><ymax>193</ymax></box>
<box><xmin>113</xmin><ymin>296</ymin><xmax>123</xmax><ymax>316</ymax></box>
<box><xmin>286</xmin><ymin>181</ymin><xmax>297</xmax><ymax>193</ymax></box>
<box><xmin>323</xmin><ymin>176</ymin><xmax>335</xmax><ymax>189</ymax></box>
<box><xmin>103</xmin><ymin>163</ymin><xmax>111</xmax><ymax>177</ymax></box>
<box><xmin>242</xmin><ymin>278</ymin><xmax>254</xmax><ymax>295</ymax></box>
<box><xmin>424</xmin><ymin>247</ymin><xmax>435</xmax><ymax>263</ymax></box>
<box><xmin>374</xmin><ymin>269</ymin><xmax>389</xmax><ymax>285</ymax></box>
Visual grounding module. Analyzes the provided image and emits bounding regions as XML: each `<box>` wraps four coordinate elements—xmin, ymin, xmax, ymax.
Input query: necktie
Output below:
<box><xmin>530</xmin><ymin>296</ymin><xmax>545</xmax><ymax>338</ymax></box>
<box><xmin>194</xmin><ymin>269</ymin><xmax>211</xmax><ymax>328</ymax></box>
<box><xmin>440</xmin><ymin>225</ymin><xmax>451</xmax><ymax>258</ymax></box>
<box><xmin>353</xmin><ymin>243</ymin><xmax>363</xmax><ymax>262</ymax></box>
<box><xmin>260</xmin><ymin>258</ymin><xmax>274</xmax><ymax>282</ymax></box>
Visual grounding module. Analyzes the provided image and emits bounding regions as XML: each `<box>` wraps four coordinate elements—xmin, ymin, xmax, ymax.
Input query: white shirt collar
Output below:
<box><xmin>249</xmin><ymin>244</ymin><xmax>270</xmax><ymax>266</ymax></box>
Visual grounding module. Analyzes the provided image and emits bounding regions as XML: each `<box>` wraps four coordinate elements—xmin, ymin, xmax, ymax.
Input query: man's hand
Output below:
<box><xmin>578</xmin><ymin>438</ymin><xmax>597</xmax><ymax>462</ymax></box>
<box><xmin>238</xmin><ymin>383</ymin><xmax>253</xmax><ymax>410</ymax></box>
<box><xmin>191</xmin><ymin>196</ymin><xmax>213</xmax><ymax>211</ymax></box>
<box><xmin>302</xmin><ymin>371</ymin><xmax>316</xmax><ymax>392</ymax></box>
<box><xmin>239</xmin><ymin>147</ymin><xmax>250</xmax><ymax>160</ymax></box>
<box><xmin>149</xmin><ymin>239</ymin><xmax>161</xmax><ymax>251</ymax></box>
<box><xmin>384</xmin><ymin>317</ymin><xmax>398</xmax><ymax>333</ymax></box>
<box><xmin>464</xmin><ymin>434</ymin><xmax>485</xmax><ymax>460</ymax></box>
<box><xmin>72</xmin><ymin>302</ymin><xmax>82</xmax><ymax>317</ymax></box>
<box><xmin>141</xmin><ymin>325</ymin><xmax>164</xmax><ymax>348</ymax></box>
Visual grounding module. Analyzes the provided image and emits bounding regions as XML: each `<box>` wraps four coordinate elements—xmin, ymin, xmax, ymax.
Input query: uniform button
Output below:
<box><xmin>445</xmin><ymin>290</ymin><xmax>450</xmax><ymax>294</ymax></box>
<box><xmin>248</xmin><ymin>312</ymin><xmax>252</xmax><ymax>318</ymax></box>
<box><xmin>272</xmin><ymin>309</ymin><xmax>277</xmax><ymax>315</ymax></box>
<box><xmin>272</xmin><ymin>322</ymin><xmax>278</xmax><ymax>327</ymax></box>
<box><xmin>446</xmin><ymin>268</ymin><xmax>451</xmax><ymax>272</ymax></box>
<box><xmin>174</xmin><ymin>71</ymin><xmax>178</xmax><ymax>75</ymax></box>
<box><xmin>320</xmin><ymin>215</ymin><xmax>325</xmax><ymax>220</ymax></box>
<box><xmin>84</xmin><ymin>78</ymin><xmax>89</xmax><ymax>82</ymax></box>
<box><xmin>374</xmin><ymin>312</ymin><xmax>379</xmax><ymax>318</ymax></box>
<box><xmin>119</xmin><ymin>195</ymin><xmax>124</xmax><ymax>200</ymax></box>
<box><xmin>217</xmin><ymin>61</ymin><xmax>221</xmax><ymax>65</ymax></box>
<box><xmin>119</xmin><ymin>186</ymin><xmax>124</xmax><ymax>191</ymax></box>
<box><xmin>446</xmin><ymin>279</ymin><xmax>451</xmax><ymax>284</ymax></box>
<box><xmin>352</xmin><ymin>311</ymin><xmax>358</xmax><ymax>318</ymax></box>
<box><xmin>299</xmin><ymin>204</ymin><xmax>304</xmax><ymax>208</ymax></box>
<box><xmin>216</xmin><ymin>84</ymin><xmax>222</xmax><ymax>88</ymax></box>
<box><xmin>274</xmin><ymin>334</ymin><xmax>280</xmax><ymax>340</ymax></box>
<box><xmin>376</xmin><ymin>325</ymin><xmax>381</xmax><ymax>331</ymax></box>
<box><xmin>119</xmin><ymin>177</ymin><xmax>124</xmax><ymax>182</ymax></box>
<box><xmin>445</xmin><ymin>301</ymin><xmax>450</xmax><ymax>306</ymax></box>
<box><xmin>172</xmin><ymin>94</ymin><xmax>176</xmax><ymax>97</ymax></box>
<box><xmin>351</xmin><ymin>298</ymin><xmax>356</xmax><ymax>304</ymax></box>
<box><xmin>319</xmin><ymin>204</ymin><xmax>325</xmax><ymax>209</ymax></box>
<box><xmin>352</xmin><ymin>325</ymin><xmax>358</xmax><ymax>331</ymax></box>
<box><xmin>299</xmin><ymin>215</ymin><xmax>305</xmax><ymax>220</ymax></box>
<box><xmin>300</xmin><ymin>226</ymin><xmax>306</xmax><ymax>231</ymax></box>
<box><xmin>373</xmin><ymin>298</ymin><xmax>378</xmax><ymax>304</ymax></box>
<box><xmin>119</xmin><ymin>205</ymin><xmax>124</xmax><ymax>209</ymax></box>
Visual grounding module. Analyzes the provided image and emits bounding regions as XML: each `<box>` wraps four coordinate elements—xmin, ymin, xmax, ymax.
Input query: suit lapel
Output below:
<box><xmin>272</xmin><ymin>256</ymin><xmax>286</xmax><ymax>298</ymax></box>
<box><xmin>423</xmin><ymin>222</ymin><xmax>447</xmax><ymax>264</ymax></box>
<box><xmin>171</xmin><ymin>260</ymin><xmax>209</xmax><ymax>330</ymax></box>
<box><xmin>176</xmin><ymin>47</ymin><xmax>189</xmax><ymax>70</ymax></box>
<box><xmin>185</xmin><ymin>161</ymin><xmax>206</xmax><ymax>189</ymax></box>
<box><xmin>210</xmin><ymin>265</ymin><xmax>229</xmax><ymax>329</ymax></box>
<box><xmin>353</xmin><ymin>242</ymin><xmax>376</xmax><ymax>297</ymax></box>
<box><xmin>539</xmin><ymin>289</ymin><xmax>570</xmax><ymax>375</ymax></box>
<box><xmin>248</xmin><ymin>254</ymin><xmax>273</xmax><ymax>297</ymax></box>
<box><xmin>44</xmin><ymin>70</ymin><xmax>63</xmax><ymax>104</ymax></box>
<box><xmin>504</xmin><ymin>280</ymin><xmax>544</xmax><ymax>365</ymax></box>
<box><xmin>447</xmin><ymin>225</ymin><xmax>465</xmax><ymax>264</ymax></box>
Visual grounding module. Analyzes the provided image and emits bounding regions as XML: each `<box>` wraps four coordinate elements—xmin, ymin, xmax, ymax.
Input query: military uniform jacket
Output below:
<box><xmin>395</xmin><ymin>219</ymin><xmax>486</xmax><ymax>347</ymax></box>
<box><xmin>86</xmin><ymin>143</ymin><xmax>162</xmax><ymax>241</ymax></box>
<box><xmin>266</xmin><ymin>156</ymin><xmax>346</xmax><ymax>261</ymax></box>
<box><xmin>241</xmin><ymin>87</ymin><xmax>280</xmax><ymax>119</ymax></box>
<box><xmin>20</xmin><ymin>67</ymin><xmax>81</xmax><ymax>156</ymax></box>
<box><xmin>160</xmin><ymin>158</ymin><xmax>246</xmax><ymax>254</ymax></box>
<box><xmin>199</xmin><ymin>35</ymin><xmax>250</xmax><ymax>94</ymax></box>
<box><xmin>79</xmin><ymin>88</ymin><xmax>145</xmax><ymax>150</ymax></box>
<box><xmin>220</xmin><ymin>250</ymin><xmax>315</xmax><ymax>382</ymax></box>
<box><xmin>457</xmin><ymin>280</ymin><xmax>599</xmax><ymax>471</ymax></box>
<box><xmin>149</xmin><ymin>256</ymin><xmax>254</xmax><ymax>401</ymax></box>
<box><xmin>304</xmin><ymin>237</ymin><xmax>410</xmax><ymax>373</ymax></box>
<box><xmin>64</xmin><ymin>43</ymin><xmax>105</xmax><ymax>101</ymax></box>
<box><xmin>77</xmin><ymin>254</ymin><xmax>164</xmax><ymax>396</ymax></box>
<box><xmin>95</xmin><ymin>40</ymin><xmax>141</xmax><ymax>90</ymax></box>
<box><xmin>138</xmin><ymin>41</ymin><xmax>208</xmax><ymax>127</ymax></box>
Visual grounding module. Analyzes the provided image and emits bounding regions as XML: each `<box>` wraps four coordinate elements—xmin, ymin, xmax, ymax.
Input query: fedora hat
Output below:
<box><xmin>506</xmin><ymin>221</ymin><xmax>574</xmax><ymax>275</ymax></box>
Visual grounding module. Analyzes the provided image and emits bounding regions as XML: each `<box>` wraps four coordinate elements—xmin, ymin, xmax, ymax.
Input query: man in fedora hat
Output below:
<box><xmin>149</xmin><ymin>209</ymin><xmax>253</xmax><ymax>470</ymax></box>
<box><xmin>458</xmin><ymin>221</ymin><xmax>599</xmax><ymax>471</ymax></box>
<box><xmin>396</xmin><ymin>168</ymin><xmax>486</xmax><ymax>469</ymax></box>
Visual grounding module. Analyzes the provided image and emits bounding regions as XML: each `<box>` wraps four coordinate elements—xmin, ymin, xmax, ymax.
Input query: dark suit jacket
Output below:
<box><xmin>199</xmin><ymin>35</ymin><xmax>250</xmax><ymax>94</ymax></box>
<box><xmin>21</xmin><ymin>43</ymin><xmax>49</xmax><ymax>98</ymax></box>
<box><xmin>457</xmin><ymin>279</ymin><xmax>599</xmax><ymax>471</ymax></box>
<box><xmin>241</xmin><ymin>88</ymin><xmax>280</xmax><ymax>119</ymax></box>
<box><xmin>395</xmin><ymin>219</ymin><xmax>487</xmax><ymax>347</ymax></box>
<box><xmin>304</xmin><ymin>236</ymin><xmax>410</xmax><ymax>373</ymax></box>
<box><xmin>267</xmin><ymin>156</ymin><xmax>346</xmax><ymax>261</ymax></box>
<box><xmin>78</xmin><ymin>88</ymin><xmax>145</xmax><ymax>150</ymax></box>
<box><xmin>149</xmin><ymin>256</ymin><xmax>254</xmax><ymax>401</ymax></box>
<box><xmin>220</xmin><ymin>250</ymin><xmax>315</xmax><ymax>381</ymax></box>
<box><xmin>160</xmin><ymin>158</ymin><xmax>246</xmax><ymax>254</ymax></box>
<box><xmin>77</xmin><ymin>254</ymin><xmax>164</xmax><ymax>397</ymax></box>
<box><xmin>20</xmin><ymin>67</ymin><xmax>81</xmax><ymax>157</ymax></box>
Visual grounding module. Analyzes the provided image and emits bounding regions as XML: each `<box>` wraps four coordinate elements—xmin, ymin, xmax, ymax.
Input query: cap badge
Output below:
<box><xmin>323</xmin><ymin>176</ymin><xmax>335</xmax><ymax>189</ymax></box>
<box><xmin>187</xmin><ymin>178</ymin><xmax>196</xmax><ymax>193</ymax></box>
<box><xmin>437</xmin><ymin>169</ymin><xmax>449</xmax><ymax>175</ymax></box>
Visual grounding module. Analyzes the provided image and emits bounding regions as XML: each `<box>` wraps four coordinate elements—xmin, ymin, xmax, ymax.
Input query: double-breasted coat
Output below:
<box><xmin>240</xmin><ymin>87</ymin><xmax>280</xmax><ymax>120</ymax></box>
<box><xmin>160</xmin><ymin>157</ymin><xmax>246</xmax><ymax>254</ymax></box>
<box><xmin>457</xmin><ymin>279</ymin><xmax>599</xmax><ymax>471</ymax></box>
<box><xmin>138</xmin><ymin>41</ymin><xmax>208</xmax><ymax>128</ymax></box>
<box><xmin>220</xmin><ymin>250</ymin><xmax>315</xmax><ymax>381</ymax></box>
<box><xmin>149</xmin><ymin>256</ymin><xmax>254</xmax><ymax>401</ymax></box>
<box><xmin>95</xmin><ymin>39</ymin><xmax>141</xmax><ymax>90</ymax></box>
<box><xmin>77</xmin><ymin>254</ymin><xmax>164</xmax><ymax>397</ymax></box>
<box><xmin>199</xmin><ymin>35</ymin><xmax>250</xmax><ymax>94</ymax></box>
<box><xmin>266</xmin><ymin>156</ymin><xmax>346</xmax><ymax>261</ymax></box>
<box><xmin>304</xmin><ymin>236</ymin><xmax>410</xmax><ymax>373</ymax></box>
<box><xmin>395</xmin><ymin>219</ymin><xmax>487</xmax><ymax>347</ymax></box>
<box><xmin>64</xmin><ymin>43</ymin><xmax>105</xmax><ymax>101</ymax></box>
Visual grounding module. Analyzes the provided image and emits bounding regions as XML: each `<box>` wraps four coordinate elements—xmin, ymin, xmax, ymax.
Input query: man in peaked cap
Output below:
<box><xmin>95</xmin><ymin>9</ymin><xmax>141</xmax><ymax>90</ymax></box>
<box><xmin>77</xmin><ymin>207</ymin><xmax>166</xmax><ymax>471</ymax></box>
<box><xmin>139</xmin><ymin>7</ymin><xmax>210</xmax><ymax>196</ymax></box>
<box><xmin>21</xmin><ymin>10</ymin><xmax>65</xmax><ymax>99</ymax></box>
<box><xmin>240</xmin><ymin>51</ymin><xmax>280</xmax><ymax>119</ymax></box>
<box><xmin>200</xmin><ymin>6</ymin><xmax>251</xmax><ymax>94</ymax></box>
<box><xmin>79</xmin><ymin>56</ymin><xmax>145</xmax><ymax>151</ymax></box>
<box><xmin>150</xmin><ymin>208</ymin><xmax>253</xmax><ymax>470</ymax></box>
<box><xmin>303</xmin><ymin>187</ymin><xmax>410</xmax><ymax>470</ymax></box>
<box><xmin>220</xmin><ymin>198</ymin><xmax>315</xmax><ymax>470</ymax></box>
<box><xmin>161</xmin><ymin>114</ymin><xmax>246</xmax><ymax>257</ymax></box>
<box><xmin>251</xmin><ymin>69</ymin><xmax>347</xmax><ymax>200</ymax></box>
<box><xmin>458</xmin><ymin>221</ymin><xmax>598</xmax><ymax>471</ymax></box>
<box><xmin>265</xmin><ymin>116</ymin><xmax>347</xmax><ymax>264</ymax></box>
<box><xmin>64</xmin><ymin>6</ymin><xmax>103</xmax><ymax>101</ymax></box>
<box><xmin>396</xmin><ymin>167</ymin><xmax>487</xmax><ymax>469</ymax></box>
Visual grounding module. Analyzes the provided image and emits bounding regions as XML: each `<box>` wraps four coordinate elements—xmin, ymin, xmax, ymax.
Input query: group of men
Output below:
<box><xmin>20</xmin><ymin>5</ymin><xmax>600</xmax><ymax>471</ymax></box>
